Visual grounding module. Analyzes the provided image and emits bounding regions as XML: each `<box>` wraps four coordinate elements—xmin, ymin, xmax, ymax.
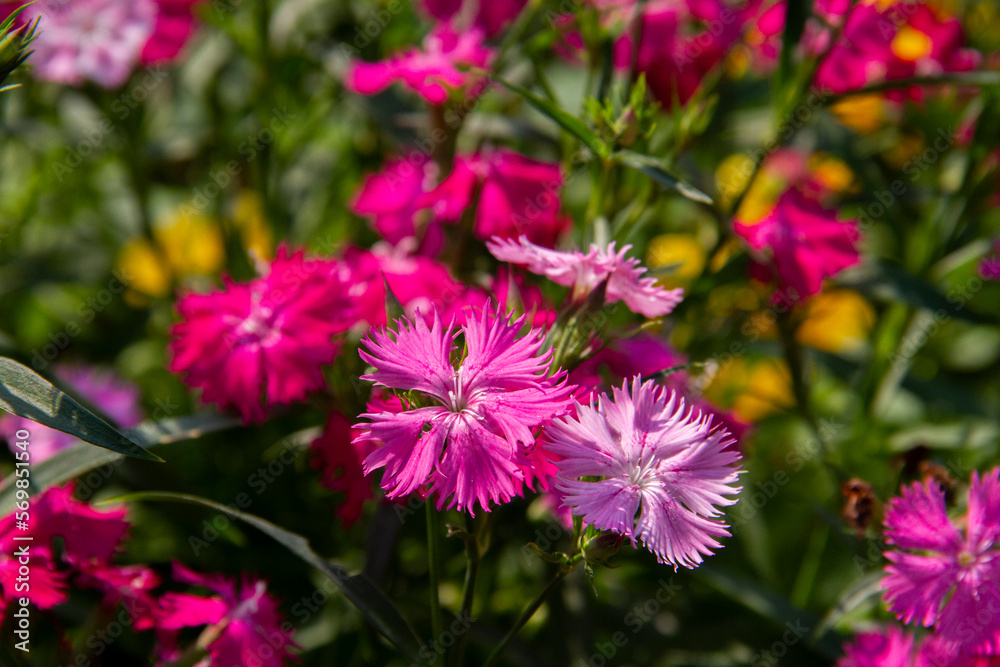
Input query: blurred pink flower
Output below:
<box><xmin>350</xmin><ymin>155</ymin><xmax>446</xmax><ymax>254</ymax></box>
<box><xmin>0</xmin><ymin>364</ymin><xmax>143</xmax><ymax>463</ymax></box>
<box><xmin>311</xmin><ymin>412</ymin><xmax>376</xmax><ymax>527</ymax></box>
<box><xmin>3</xmin><ymin>0</ymin><xmax>200</xmax><ymax>88</ymax></box>
<box><xmin>355</xmin><ymin>304</ymin><xmax>572</xmax><ymax>515</ymax></box>
<box><xmin>351</xmin><ymin>150</ymin><xmax>570</xmax><ymax>253</ymax></box>
<box><xmin>734</xmin><ymin>189</ymin><xmax>859</xmax><ymax>301</ymax></box>
<box><xmin>572</xmin><ymin>0</ymin><xmax>758</xmax><ymax>106</ymax></box>
<box><xmin>346</xmin><ymin>23</ymin><xmax>494</xmax><ymax>105</ymax></box>
<box><xmin>77</xmin><ymin>563</ymin><xmax>163</xmax><ymax>631</ymax></box>
<box><xmin>341</xmin><ymin>244</ymin><xmax>467</xmax><ymax>328</ymax></box>
<box><xmin>545</xmin><ymin>377</ymin><xmax>742</xmax><ymax>569</ymax></box>
<box><xmin>0</xmin><ymin>484</ymin><xmax>129</xmax><ymax>621</ymax></box>
<box><xmin>569</xmin><ymin>334</ymin><xmax>749</xmax><ymax>446</ymax></box>
<box><xmin>170</xmin><ymin>247</ymin><xmax>355</xmax><ymax>423</ymax></box>
<box><xmin>140</xmin><ymin>0</ymin><xmax>201</xmax><ymax>64</ymax></box>
<box><xmin>445</xmin><ymin>151</ymin><xmax>571</xmax><ymax>246</ymax></box>
<box><xmin>837</xmin><ymin>625</ymin><xmax>915</xmax><ymax>667</ymax></box>
<box><xmin>749</xmin><ymin>1</ymin><xmax>980</xmax><ymax>98</ymax></box>
<box><xmin>159</xmin><ymin>564</ymin><xmax>297</xmax><ymax>667</ymax></box>
<box><xmin>883</xmin><ymin>468</ymin><xmax>1000</xmax><ymax>654</ymax></box>
<box><xmin>487</xmin><ymin>235</ymin><xmax>685</xmax><ymax>317</ymax></box>
<box><xmin>420</xmin><ymin>0</ymin><xmax>527</xmax><ymax>36</ymax></box>
<box><xmin>837</xmin><ymin>625</ymin><xmax>998</xmax><ymax>667</ymax></box>
<box><xmin>980</xmin><ymin>240</ymin><xmax>1000</xmax><ymax>281</ymax></box>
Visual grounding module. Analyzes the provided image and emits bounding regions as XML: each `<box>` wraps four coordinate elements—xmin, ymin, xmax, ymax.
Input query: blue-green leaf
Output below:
<box><xmin>0</xmin><ymin>357</ymin><xmax>162</xmax><ymax>462</ymax></box>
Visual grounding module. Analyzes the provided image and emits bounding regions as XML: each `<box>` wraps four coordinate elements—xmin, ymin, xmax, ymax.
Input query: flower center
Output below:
<box><xmin>957</xmin><ymin>549</ymin><xmax>978</xmax><ymax>569</ymax></box>
<box><xmin>446</xmin><ymin>366</ymin><xmax>469</xmax><ymax>412</ymax></box>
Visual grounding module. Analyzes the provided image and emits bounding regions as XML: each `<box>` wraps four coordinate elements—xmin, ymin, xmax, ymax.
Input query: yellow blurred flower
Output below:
<box><xmin>795</xmin><ymin>289</ymin><xmax>876</xmax><ymax>355</ymax></box>
<box><xmin>645</xmin><ymin>234</ymin><xmax>706</xmax><ymax>289</ymax></box>
<box><xmin>117</xmin><ymin>209</ymin><xmax>225</xmax><ymax>302</ymax></box>
<box><xmin>704</xmin><ymin>357</ymin><xmax>794</xmax><ymax>423</ymax></box>
<box><xmin>808</xmin><ymin>154</ymin><xmax>857</xmax><ymax>196</ymax></box>
<box><xmin>891</xmin><ymin>26</ymin><xmax>934</xmax><ymax>62</ymax></box>
<box><xmin>830</xmin><ymin>94</ymin><xmax>887</xmax><ymax>135</ymax></box>
<box><xmin>229</xmin><ymin>191</ymin><xmax>274</xmax><ymax>261</ymax></box>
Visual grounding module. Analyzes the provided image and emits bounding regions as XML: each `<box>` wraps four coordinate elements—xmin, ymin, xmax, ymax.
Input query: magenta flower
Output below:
<box><xmin>837</xmin><ymin>625</ymin><xmax>916</xmax><ymax>667</ymax></box>
<box><xmin>750</xmin><ymin>1</ymin><xmax>980</xmax><ymax>99</ymax></box>
<box><xmin>420</xmin><ymin>0</ymin><xmax>527</xmax><ymax>36</ymax></box>
<box><xmin>980</xmin><ymin>240</ymin><xmax>1000</xmax><ymax>281</ymax></box>
<box><xmin>341</xmin><ymin>244</ymin><xmax>468</xmax><ymax>328</ymax></box>
<box><xmin>3</xmin><ymin>0</ymin><xmax>200</xmax><ymax>88</ymax></box>
<box><xmin>0</xmin><ymin>484</ymin><xmax>129</xmax><ymax>621</ymax></box>
<box><xmin>311</xmin><ymin>412</ymin><xmax>376</xmax><ymax>527</ymax></box>
<box><xmin>545</xmin><ymin>378</ymin><xmax>742</xmax><ymax>569</ymax></box>
<box><xmin>734</xmin><ymin>189</ymin><xmax>859</xmax><ymax>301</ymax></box>
<box><xmin>346</xmin><ymin>23</ymin><xmax>494</xmax><ymax>105</ymax></box>
<box><xmin>488</xmin><ymin>235</ymin><xmax>685</xmax><ymax>318</ymax></box>
<box><xmin>351</xmin><ymin>155</ymin><xmax>446</xmax><ymax>254</ymax></box>
<box><xmin>444</xmin><ymin>151</ymin><xmax>571</xmax><ymax>247</ymax></box>
<box><xmin>569</xmin><ymin>0</ymin><xmax>756</xmax><ymax>106</ymax></box>
<box><xmin>170</xmin><ymin>247</ymin><xmax>355</xmax><ymax>423</ymax></box>
<box><xmin>159</xmin><ymin>564</ymin><xmax>297</xmax><ymax>667</ymax></box>
<box><xmin>0</xmin><ymin>364</ymin><xmax>143</xmax><ymax>463</ymax></box>
<box><xmin>351</xmin><ymin>150</ymin><xmax>570</xmax><ymax>252</ymax></box>
<box><xmin>355</xmin><ymin>304</ymin><xmax>573</xmax><ymax>515</ymax></box>
<box><xmin>837</xmin><ymin>625</ymin><xmax>990</xmax><ymax>667</ymax></box>
<box><xmin>883</xmin><ymin>468</ymin><xmax>1000</xmax><ymax>654</ymax></box>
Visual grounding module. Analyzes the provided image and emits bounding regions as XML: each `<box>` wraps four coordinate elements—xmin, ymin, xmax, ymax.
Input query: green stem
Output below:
<box><xmin>426</xmin><ymin>503</ymin><xmax>444</xmax><ymax>667</ymax></box>
<box><xmin>824</xmin><ymin>71</ymin><xmax>1000</xmax><ymax>105</ymax></box>
<box><xmin>450</xmin><ymin>516</ymin><xmax>481</xmax><ymax>667</ymax></box>
<box><xmin>777</xmin><ymin>309</ymin><xmax>816</xmax><ymax>431</ymax></box>
<box><xmin>482</xmin><ymin>567</ymin><xmax>572</xmax><ymax>667</ymax></box>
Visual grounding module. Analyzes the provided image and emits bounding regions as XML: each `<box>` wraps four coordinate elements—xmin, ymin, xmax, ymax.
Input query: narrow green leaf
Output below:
<box><xmin>835</xmin><ymin>261</ymin><xmax>991</xmax><ymax>323</ymax></box>
<box><xmin>696</xmin><ymin>566</ymin><xmax>842</xmax><ymax>661</ymax></box>
<box><xmin>615</xmin><ymin>151</ymin><xmax>714</xmax><ymax>204</ymax></box>
<box><xmin>0</xmin><ymin>413</ymin><xmax>239</xmax><ymax>515</ymax></box>
<box><xmin>115</xmin><ymin>491</ymin><xmax>423</xmax><ymax>662</ymax></box>
<box><xmin>0</xmin><ymin>357</ymin><xmax>162</xmax><ymax>462</ymax></box>
<box><xmin>490</xmin><ymin>74</ymin><xmax>610</xmax><ymax>158</ymax></box>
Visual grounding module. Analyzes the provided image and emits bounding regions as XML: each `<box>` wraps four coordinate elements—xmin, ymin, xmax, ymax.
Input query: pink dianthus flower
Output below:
<box><xmin>355</xmin><ymin>304</ymin><xmax>573</xmax><ymax>515</ymax></box>
<box><xmin>734</xmin><ymin>189</ymin><xmax>859</xmax><ymax>301</ymax></box>
<box><xmin>545</xmin><ymin>378</ymin><xmax>742</xmax><ymax>569</ymax></box>
<box><xmin>2</xmin><ymin>0</ymin><xmax>200</xmax><ymax>88</ymax></box>
<box><xmin>487</xmin><ymin>235</ymin><xmax>684</xmax><ymax>317</ymax></box>
<box><xmin>883</xmin><ymin>468</ymin><xmax>1000</xmax><ymax>654</ymax></box>
<box><xmin>346</xmin><ymin>23</ymin><xmax>494</xmax><ymax>105</ymax></box>
<box><xmin>169</xmin><ymin>247</ymin><xmax>355</xmax><ymax>423</ymax></box>
<box><xmin>159</xmin><ymin>564</ymin><xmax>297</xmax><ymax>667</ymax></box>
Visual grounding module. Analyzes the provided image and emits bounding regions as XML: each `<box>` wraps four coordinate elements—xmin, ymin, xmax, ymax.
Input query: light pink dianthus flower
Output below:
<box><xmin>545</xmin><ymin>378</ymin><xmax>742</xmax><ymax>569</ymax></box>
<box><xmin>2</xmin><ymin>0</ymin><xmax>200</xmax><ymax>88</ymax></box>
<box><xmin>354</xmin><ymin>304</ymin><xmax>573</xmax><ymax>515</ymax></box>
<box><xmin>487</xmin><ymin>235</ymin><xmax>684</xmax><ymax>318</ymax></box>
<box><xmin>169</xmin><ymin>247</ymin><xmax>355</xmax><ymax>423</ymax></box>
<box><xmin>883</xmin><ymin>468</ymin><xmax>1000</xmax><ymax>654</ymax></box>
